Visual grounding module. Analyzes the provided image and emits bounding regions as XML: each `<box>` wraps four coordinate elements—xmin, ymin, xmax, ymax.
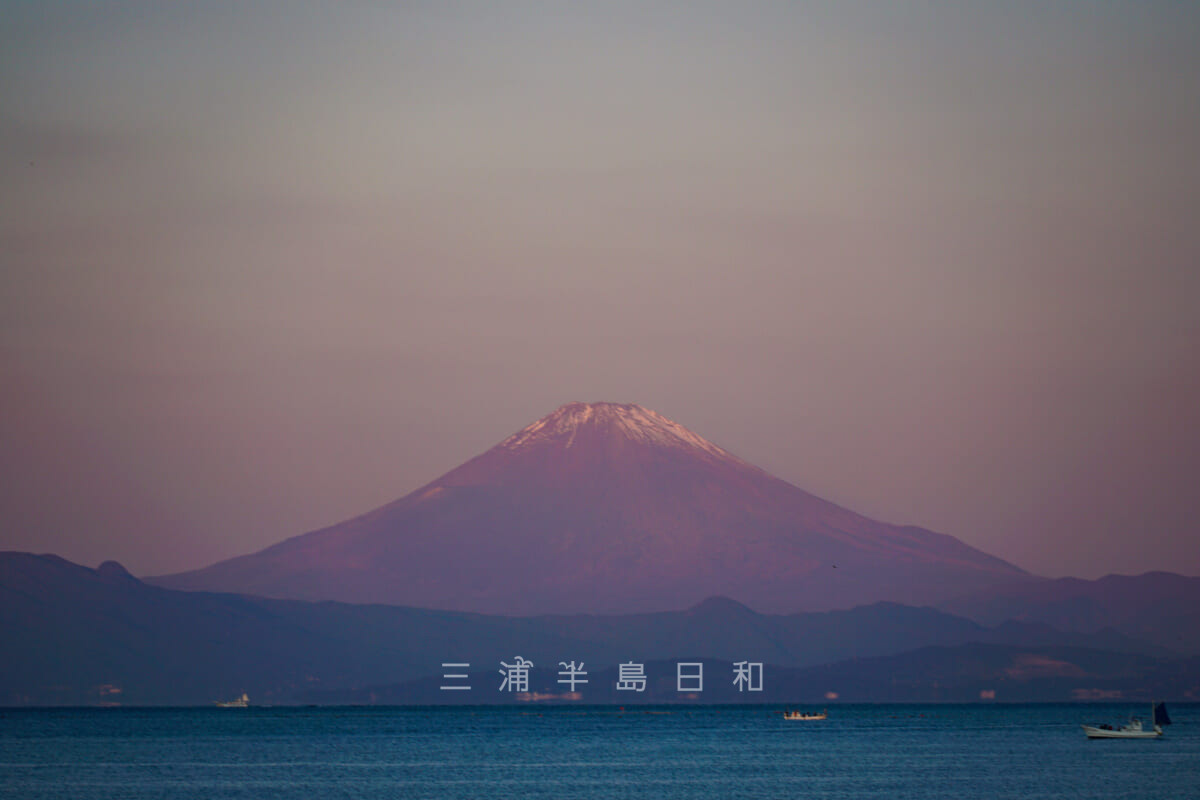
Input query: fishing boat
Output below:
<box><xmin>783</xmin><ymin>708</ymin><xmax>827</xmax><ymax>721</ymax></box>
<box><xmin>215</xmin><ymin>693</ymin><xmax>249</xmax><ymax>708</ymax></box>
<box><xmin>1082</xmin><ymin>702</ymin><xmax>1170</xmax><ymax>739</ymax></box>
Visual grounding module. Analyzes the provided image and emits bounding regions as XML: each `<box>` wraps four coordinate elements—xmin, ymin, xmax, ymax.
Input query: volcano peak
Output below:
<box><xmin>499</xmin><ymin>401</ymin><xmax>737</xmax><ymax>462</ymax></box>
<box><xmin>152</xmin><ymin>402</ymin><xmax>1028</xmax><ymax>615</ymax></box>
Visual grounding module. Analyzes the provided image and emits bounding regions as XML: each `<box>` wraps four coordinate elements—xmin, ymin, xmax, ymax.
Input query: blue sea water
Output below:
<box><xmin>1</xmin><ymin>704</ymin><xmax>1197</xmax><ymax>799</ymax></box>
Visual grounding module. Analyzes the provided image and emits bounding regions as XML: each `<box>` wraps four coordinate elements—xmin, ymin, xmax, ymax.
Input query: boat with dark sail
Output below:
<box><xmin>1082</xmin><ymin>702</ymin><xmax>1170</xmax><ymax>739</ymax></box>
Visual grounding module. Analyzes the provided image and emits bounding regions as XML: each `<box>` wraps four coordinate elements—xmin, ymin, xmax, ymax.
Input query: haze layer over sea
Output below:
<box><xmin>2</xmin><ymin>704</ymin><xmax>1197</xmax><ymax>799</ymax></box>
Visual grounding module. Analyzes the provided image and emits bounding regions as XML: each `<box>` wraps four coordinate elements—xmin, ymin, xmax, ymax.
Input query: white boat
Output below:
<box><xmin>1082</xmin><ymin>702</ymin><xmax>1170</xmax><ymax>739</ymax></box>
<box><xmin>215</xmin><ymin>693</ymin><xmax>249</xmax><ymax>708</ymax></box>
<box><xmin>783</xmin><ymin>708</ymin><xmax>827</xmax><ymax>721</ymax></box>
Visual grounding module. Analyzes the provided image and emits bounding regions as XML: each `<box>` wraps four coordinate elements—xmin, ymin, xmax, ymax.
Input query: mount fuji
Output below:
<box><xmin>151</xmin><ymin>402</ymin><xmax>1029</xmax><ymax>614</ymax></box>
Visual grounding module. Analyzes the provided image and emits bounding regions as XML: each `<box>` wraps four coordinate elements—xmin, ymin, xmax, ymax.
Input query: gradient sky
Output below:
<box><xmin>2</xmin><ymin>1</ymin><xmax>1198</xmax><ymax>580</ymax></box>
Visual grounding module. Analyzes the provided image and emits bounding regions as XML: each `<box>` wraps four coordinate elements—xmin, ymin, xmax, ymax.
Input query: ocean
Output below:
<box><xmin>2</xmin><ymin>704</ymin><xmax>1197</xmax><ymax>799</ymax></box>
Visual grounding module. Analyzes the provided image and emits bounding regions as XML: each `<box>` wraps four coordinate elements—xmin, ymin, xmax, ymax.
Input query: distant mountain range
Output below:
<box><xmin>150</xmin><ymin>402</ymin><xmax>1029</xmax><ymax>614</ymax></box>
<box><xmin>3</xmin><ymin>552</ymin><xmax>1194</xmax><ymax>706</ymax></box>
<box><xmin>938</xmin><ymin>572</ymin><xmax>1200</xmax><ymax>654</ymax></box>
<box><xmin>310</xmin><ymin>647</ymin><xmax>1200</xmax><ymax>706</ymax></box>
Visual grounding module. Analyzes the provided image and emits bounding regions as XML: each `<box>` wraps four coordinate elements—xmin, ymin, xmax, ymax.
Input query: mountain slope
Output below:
<box><xmin>151</xmin><ymin>402</ymin><xmax>1029</xmax><ymax>614</ymax></box>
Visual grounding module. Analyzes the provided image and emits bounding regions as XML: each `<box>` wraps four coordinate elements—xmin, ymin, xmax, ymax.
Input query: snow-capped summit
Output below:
<box><xmin>502</xmin><ymin>402</ymin><xmax>736</xmax><ymax>460</ymax></box>
<box><xmin>151</xmin><ymin>403</ymin><xmax>1029</xmax><ymax>615</ymax></box>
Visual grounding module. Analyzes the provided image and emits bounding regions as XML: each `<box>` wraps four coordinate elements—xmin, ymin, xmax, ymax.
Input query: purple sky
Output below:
<box><xmin>2</xmin><ymin>1</ymin><xmax>1198</xmax><ymax>580</ymax></box>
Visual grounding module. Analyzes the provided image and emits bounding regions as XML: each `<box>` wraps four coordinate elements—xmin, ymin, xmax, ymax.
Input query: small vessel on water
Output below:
<box><xmin>1082</xmin><ymin>702</ymin><xmax>1170</xmax><ymax>739</ymax></box>
<box><xmin>783</xmin><ymin>709</ymin><xmax>827</xmax><ymax>721</ymax></box>
<box><xmin>215</xmin><ymin>693</ymin><xmax>249</xmax><ymax>708</ymax></box>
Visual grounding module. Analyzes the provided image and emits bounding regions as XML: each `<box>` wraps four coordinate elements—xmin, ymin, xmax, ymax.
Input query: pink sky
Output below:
<box><xmin>1</xmin><ymin>1</ymin><xmax>1198</xmax><ymax>579</ymax></box>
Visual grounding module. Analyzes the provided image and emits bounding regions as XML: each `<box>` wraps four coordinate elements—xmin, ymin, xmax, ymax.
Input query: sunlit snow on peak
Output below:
<box><xmin>500</xmin><ymin>402</ymin><xmax>743</xmax><ymax>463</ymax></box>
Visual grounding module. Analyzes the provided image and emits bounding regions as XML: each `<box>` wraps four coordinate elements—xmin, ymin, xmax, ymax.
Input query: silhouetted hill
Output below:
<box><xmin>0</xmin><ymin>552</ymin><xmax>584</xmax><ymax>705</ymax></box>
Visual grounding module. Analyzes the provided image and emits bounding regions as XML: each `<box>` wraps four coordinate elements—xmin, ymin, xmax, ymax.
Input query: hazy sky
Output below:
<box><xmin>2</xmin><ymin>1</ymin><xmax>1198</xmax><ymax>580</ymax></box>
